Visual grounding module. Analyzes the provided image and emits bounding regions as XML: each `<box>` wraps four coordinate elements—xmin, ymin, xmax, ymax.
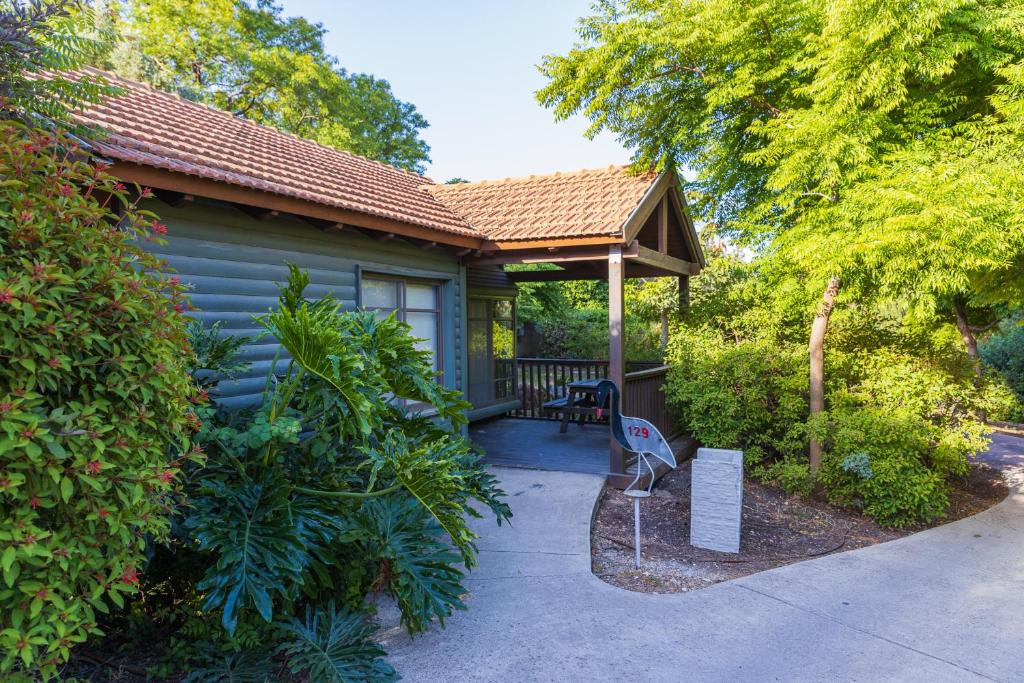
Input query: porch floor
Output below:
<box><xmin>471</xmin><ymin>417</ymin><xmax>613</xmax><ymax>475</ymax></box>
<box><xmin>470</xmin><ymin>417</ymin><xmax>698</xmax><ymax>477</ymax></box>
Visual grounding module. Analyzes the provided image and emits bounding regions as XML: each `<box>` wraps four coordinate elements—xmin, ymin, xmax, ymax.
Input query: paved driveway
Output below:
<box><xmin>382</xmin><ymin>434</ymin><xmax>1024</xmax><ymax>682</ymax></box>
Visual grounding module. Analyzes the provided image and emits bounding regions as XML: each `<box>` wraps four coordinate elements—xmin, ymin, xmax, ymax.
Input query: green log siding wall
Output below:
<box><xmin>145</xmin><ymin>199</ymin><xmax>465</xmax><ymax>410</ymax></box>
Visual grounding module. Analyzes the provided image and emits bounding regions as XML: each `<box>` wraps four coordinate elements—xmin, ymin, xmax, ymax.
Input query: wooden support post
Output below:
<box><xmin>679</xmin><ymin>275</ymin><xmax>689</xmax><ymax>311</ymax></box>
<box><xmin>608</xmin><ymin>245</ymin><xmax>625</xmax><ymax>478</ymax></box>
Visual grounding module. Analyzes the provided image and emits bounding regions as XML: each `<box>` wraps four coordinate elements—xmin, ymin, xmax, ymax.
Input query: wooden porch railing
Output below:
<box><xmin>511</xmin><ymin>358</ymin><xmax>672</xmax><ymax>435</ymax></box>
<box><xmin>621</xmin><ymin>365</ymin><xmax>674</xmax><ymax>438</ymax></box>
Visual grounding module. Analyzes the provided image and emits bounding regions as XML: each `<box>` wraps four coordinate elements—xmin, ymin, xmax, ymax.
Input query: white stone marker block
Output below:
<box><xmin>690</xmin><ymin>448</ymin><xmax>743</xmax><ymax>553</ymax></box>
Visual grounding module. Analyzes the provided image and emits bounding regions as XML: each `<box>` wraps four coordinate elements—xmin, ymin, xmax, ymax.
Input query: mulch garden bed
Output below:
<box><xmin>592</xmin><ymin>459</ymin><xmax>1009</xmax><ymax>593</ymax></box>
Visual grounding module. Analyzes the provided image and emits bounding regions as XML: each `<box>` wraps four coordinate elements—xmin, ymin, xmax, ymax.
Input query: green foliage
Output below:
<box><xmin>187</xmin><ymin>321</ymin><xmax>250</xmax><ymax>392</ymax></box>
<box><xmin>85</xmin><ymin>0</ymin><xmax>431</xmax><ymax>172</ymax></box>
<box><xmin>665</xmin><ymin>327</ymin><xmax>808</xmax><ymax>467</ymax></box>
<box><xmin>140</xmin><ymin>266</ymin><xmax>510</xmax><ymax>676</ymax></box>
<box><xmin>187</xmin><ymin>472</ymin><xmax>310</xmax><ymax>634</ymax></box>
<box><xmin>1</xmin><ymin>0</ymin><xmax>119</xmax><ymax>125</ymax></box>
<box><xmin>0</xmin><ymin>122</ymin><xmax>196</xmax><ymax>678</ymax></box>
<box><xmin>812</xmin><ymin>409</ymin><xmax>951</xmax><ymax>527</ymax></box>
<box><xmin>539</xmin><ymin>1</ymin><xmax>1024</xmax><ymax>306</ymax></box>
<box><xmin>980</xmin><ymin>319</ymin><xmax>1024</xmax><ymax>418</ymax></box>
<box><xmin>345</xmin><ymin>497</ymin><xmax>464</xmax><ymax>634</ymax></box>
<box><xmin>665</xmin><ymin>253</ymin><xmax>992</xmax><ymax>527</ymax></box>
<box><xmin>757</xmin><ymin>458</ymin><xmax>814</xmax><ymax>498</ymax></box>
<box><xmin>276</xmin><ymin>603</ymin><xmax>397</xmax><ymax>683</ymax></box>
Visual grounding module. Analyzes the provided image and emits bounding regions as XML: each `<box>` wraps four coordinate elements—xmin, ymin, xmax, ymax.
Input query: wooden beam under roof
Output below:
<box><xmin>470</xmin><ymin>241</ymin><xmax>639</xmax><ymax>266</ymax></box>
<box><xmin>507</xmin><ymin>266</ymin><xmax>604</xmax><ymax>282</ymax></box>
<box><xmin>233</xmin><ymin>203</ymin><xmax>279</xmax><ymax>221</ymax></box>
<box><xmin>302</xmin><ymin>217</ymin><xmax>345</xmax><ymax>231</ymax></box>
<box><xmin>153</xmin><ymin>189</ymin><xmax>194</xmax><ymax>208</ymax></box>
<box><xmin>626</xmin><ymin>245</ymin><xmax>699</xmax><ymax>275</ymax></box>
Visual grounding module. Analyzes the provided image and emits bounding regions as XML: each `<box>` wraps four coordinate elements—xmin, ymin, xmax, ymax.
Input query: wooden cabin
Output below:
<box><xmin>74</xmin><ymin>70</ymin><xmax>705</xmax><ymax>485</ymax></box>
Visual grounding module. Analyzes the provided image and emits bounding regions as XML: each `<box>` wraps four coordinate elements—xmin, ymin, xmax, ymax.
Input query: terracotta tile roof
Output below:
<box><xmin>70</xmin><ymin>71</ymin><xmax>660</xmax><ymax>245</ymax></box>
<box><xmin>424</xmin><ymin>166</ymin><xmax>658</xmax><ymax>242</ymax></box>
<box><xmin>70</xmin><ymin>69</ymin><xmax>478</xmax><ymax>238</ymax></box>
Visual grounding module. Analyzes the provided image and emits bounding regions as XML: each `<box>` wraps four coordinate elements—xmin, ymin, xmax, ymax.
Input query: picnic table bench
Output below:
<box><xmin>543</xmin><ymin>379</ymin><xmax>606</xmax><ymax>433</ymax></box>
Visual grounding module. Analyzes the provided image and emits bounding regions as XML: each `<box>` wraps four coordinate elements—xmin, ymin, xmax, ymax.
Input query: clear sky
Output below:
<box><xmin>276</xmin><ymin>0</ymin><xmax>627</xmax><ymax>182</ymax></box>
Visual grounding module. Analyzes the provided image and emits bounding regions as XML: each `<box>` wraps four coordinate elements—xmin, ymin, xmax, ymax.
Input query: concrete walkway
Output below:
<box><xmin>382</xmin><ymin>435</ymin><xmax>1024</xmax><ymax>682</ymax></box>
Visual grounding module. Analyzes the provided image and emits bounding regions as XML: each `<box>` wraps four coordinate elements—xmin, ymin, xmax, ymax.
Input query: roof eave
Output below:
<box><xmin>109</xmin><ymin>161</ymin><xmax>484</xmax><ymax>249</ymax></box>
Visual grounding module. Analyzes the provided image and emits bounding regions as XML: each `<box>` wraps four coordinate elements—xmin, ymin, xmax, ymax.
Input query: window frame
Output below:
<box><xmin>361</xmin><ymin>273</ymin><xmax>444</xmax><ymax>377</ymax></box>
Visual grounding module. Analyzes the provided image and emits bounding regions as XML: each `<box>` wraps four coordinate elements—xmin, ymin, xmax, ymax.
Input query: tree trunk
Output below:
<box><xmin>660</xmin><ymin>311</ymin><xmax>669</xmax><ymax>355</ymax></box>
<box><xmin>953</xmin><ymin>297</ymin><xmax>986</xmax><ymax>422</ymax></box>
<box><xmin>808</xmin><ymin>276</ymin><xmax>841</xmax><ymax>471</ymax></box>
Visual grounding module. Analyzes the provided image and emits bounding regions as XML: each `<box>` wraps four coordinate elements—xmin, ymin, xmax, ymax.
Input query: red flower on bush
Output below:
<box><xmin>158</xmin><ymin>470</ymin><xmax>175</xmax><ymax>483</ymax></box>
<box><xmin>86</xmin><ymin>461</ymin><xmax>102</xmax><ymax>475</ymax></box>
<box><xmin>120</xmin><ymin>567</ymin><xmax>140</xmax><ymax>586</ymax></box>
<box><xmin>0</xmin><ymin>401</ymin><xmax>11</xmax><ymax>413</ymax></box>
<box><xmin>58</xmin><ymin>185</ymin><xmax>74</xmax><ymax>197</ymax></box>
<box><xmin>152</xmin><ymin>222</ymin><xmax>167</xmax><ymax>236</ymax></box>
<box><xmin>0</xmin><ymin>289</ymin><xmax>13</xmax><ymax>304</ymax></box>
<box><xmin>47</xmin><ymin>358</ymin><xmax>59</xmax><ymax>368</ymax></box>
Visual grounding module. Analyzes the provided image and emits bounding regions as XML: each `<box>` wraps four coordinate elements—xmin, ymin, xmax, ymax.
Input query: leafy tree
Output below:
<box><xmin>85</xmin><ymin>0</ymin><xmax>431</xmax><ymax>172</ymax></box>
<box><xmin>540</xmin><ymin>0</ymin><xmax>1024</xmax><ymax>466</ymax></box>
<box><xmin>1</xmin><ymin>0</ymin><xmax>116</xmax><ymax>125</ymax></box>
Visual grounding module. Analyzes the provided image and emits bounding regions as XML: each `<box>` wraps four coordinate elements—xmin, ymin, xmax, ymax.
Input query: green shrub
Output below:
<box><xmin>754</xmin><ymin>457</ymin><xmax>815</xmax><ymax>497</ymax></box>
<box><xmin>665</xmin><ymin>322</ymin><xmax>989</xmax><ymax>527</ymax></box>
<box><xmin>0</xmin><ymin>123</ymin><xmax>196</xmax><ymax>678</ymax></box>
<box><xmin>664</xmin><ymin>327</ymin><xmax>808</xmax><ymax>466</ymax></box>
<box><xmin>812</xmin><ymin>408</ymin><xmax>951</xmax><ymax>527</ymax></box>
<box><xmin>980</xmin><ymin>372</ymin><xmax>1024</xmax><ymax>423</ymax></box>
<box><xmin>128</xmin><ymin>266</ymin><xmax>511</xmax><ymax>678</ymax></box>
<box><xmin>980</xmin><ymin>320</ymin><xmax>1024</xmax><ymax>419</ymax></box>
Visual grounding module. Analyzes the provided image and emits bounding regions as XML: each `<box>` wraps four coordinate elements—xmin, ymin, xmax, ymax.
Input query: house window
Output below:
<box><xmin>467</xmin><ymin>297</ymin><xmax>516</xmax><ymax>407</ymax></box>
<box><xmin>362</xmin><ymin>276</ymin><xmax>442</xmax><ymax>374</ymax></box>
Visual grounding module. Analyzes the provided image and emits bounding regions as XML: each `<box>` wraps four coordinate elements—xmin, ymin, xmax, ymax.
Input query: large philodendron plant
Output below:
<box><xmin>166</xmin><ymin>265</ymin><xmax>510</xmax><ymax>680</ymax></box>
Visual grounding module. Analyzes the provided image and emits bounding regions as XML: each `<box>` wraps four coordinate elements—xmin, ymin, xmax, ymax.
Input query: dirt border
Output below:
<box><xmin>591</xmin><ymin>460</ymin><xmax>1009</xmax><ymax>594</ymax></box>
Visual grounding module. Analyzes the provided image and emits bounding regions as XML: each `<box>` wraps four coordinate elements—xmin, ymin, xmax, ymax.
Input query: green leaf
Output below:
<box><xmin>276</xmin><ymin>602</ymin><xmax>396</xmax><ymax>683</ymax></box>
<box><xmin>1</xmin><ymin>547</ymin><xmax>15</xmax><ymax>573</ymax></box>
<box><xmin>59</xmin><ymin>477</ymin><xmax>73</xmax><ymax>503</ymax></box>
<box><xmin>187</xmin><ymin>472</ymin><xmax>308</xmax><ymax>635</ymax></box>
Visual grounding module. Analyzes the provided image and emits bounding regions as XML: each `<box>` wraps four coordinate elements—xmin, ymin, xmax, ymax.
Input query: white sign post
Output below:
<box><xmin>690</xmin><ymin>448</ymin><xmax>743</xmax><ymax>554</ymax></box>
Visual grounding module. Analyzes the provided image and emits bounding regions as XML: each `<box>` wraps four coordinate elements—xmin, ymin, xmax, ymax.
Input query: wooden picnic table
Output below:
<box><xmin>555</xmin><ymin>378</ymin><xmax>605</xmax><ymax>434</ymax></box>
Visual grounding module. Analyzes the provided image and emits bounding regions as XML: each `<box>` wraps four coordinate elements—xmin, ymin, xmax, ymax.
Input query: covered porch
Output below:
<box><xmin>472</xmin><ymin>360</ymin><xmax>697</xmax><ymax>477</ymax></box>
<box><xmin>445</xmin><ymin>168</ymin><xmax>706</xmax><ymax>487</ymax></box>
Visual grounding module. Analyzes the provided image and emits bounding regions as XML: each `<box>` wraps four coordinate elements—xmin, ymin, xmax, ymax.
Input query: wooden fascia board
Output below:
<box><xmin>480</xmin><ymin>235</ymin><xmax>624</xmax><ymax>251</ymax></box>
<box><xmin>622</xmin><ymin>170</ymin><xmax>676</xmax><ymax>244</ymax></box>
<box><xmin>667</xmin><ymin>183</ymin><xmax>706</xmax><ymax>269</ymax></box>
<box><xmin>626</xmin><ymin>245</ymin><xmax>698</xmax><ymax>275</ymax></box>
<box><xmin>110</xmin><ymin>161</ymin><xmax>483</xmax><ymax>249</ymax></box>
<box><xmin>470</xmin><ymin>240</ymin><xmax>639</xmax><ymax>267</ymax></box>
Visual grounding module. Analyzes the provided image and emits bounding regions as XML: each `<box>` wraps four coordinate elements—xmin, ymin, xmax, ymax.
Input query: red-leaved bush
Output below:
<box><xmin>0</xmin><ymin>121</ymin><xmax>198</xmax><ymax>678</ymax></box>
